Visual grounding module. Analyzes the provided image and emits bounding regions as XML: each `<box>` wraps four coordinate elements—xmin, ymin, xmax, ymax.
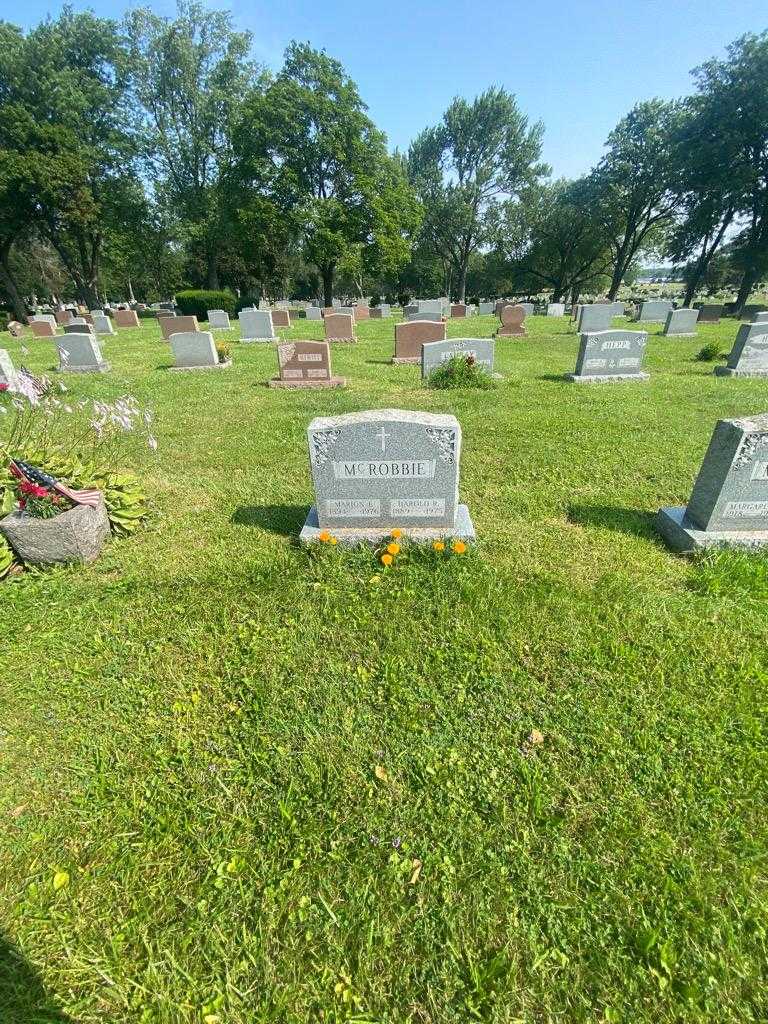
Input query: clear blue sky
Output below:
<box><xmin>13</xmin><ymin>0</ymin><xmax>768</xmax><ymax>178</ymax></box>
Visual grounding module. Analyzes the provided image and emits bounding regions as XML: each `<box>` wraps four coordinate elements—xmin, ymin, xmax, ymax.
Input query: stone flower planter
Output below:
<box><xmin>0</xmin><ymin>500</ymin><xmax>111</xmax><ymax>565</ymax></box>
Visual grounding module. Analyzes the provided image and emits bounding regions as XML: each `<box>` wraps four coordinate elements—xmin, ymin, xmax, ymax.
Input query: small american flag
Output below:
<box><xmin>10</xmin><ymin>459</ymin><xmax>103</xmax><ymax>508</ymax></box>
<box><xmin>17</xmin><ymin>367</ymin><xmax>47</xmax><ymax>397</ymax></box>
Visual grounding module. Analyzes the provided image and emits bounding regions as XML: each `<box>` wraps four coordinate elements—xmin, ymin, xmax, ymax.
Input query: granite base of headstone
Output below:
<box><xmin>566</xmin><ymin>329</ymin><xmax>649</xmax><ymax>383</ymax></box>
<box><xmin>657</xmin><ymin>414</ymin><xmax>768</xmax><ymax>552</ymax></box>
<box><xmin>299</xmin><ymin>409</ymin><xmax>475</xmax><ymax>546</ymax></box>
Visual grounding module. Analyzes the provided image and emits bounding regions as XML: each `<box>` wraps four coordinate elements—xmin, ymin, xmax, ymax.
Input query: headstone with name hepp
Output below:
<box><xmin>207</xmin><ymin>309</ymin><xmax>231</xmax><ymax>330</ymax></box>
<box><xmin>568</xmin><ymin>329</ymin><xmax>649</xmax><ymax>383</ymax></box>
<box><xmin>578</xmin><ymin>304</ymin><xmax>614</xmax><ymax>333</ymax></box>
<box><xmin>547</xmin><ymin>302</ymin><xmax>565</xmax><ymax>316</ymax></box>
<box><xmin>394</xmin><ymin>319</ymin><xmax>446</xmax><ymax>363</ymax></box>
<box><xmin>239</xmin><ymin>309</ymin><xmax>275</xmax><ymax>343</ymax></box>
<box><xmin>269</xmin><ymin>340</ymin><xmax>344</xmax><ymax>389</ymax></box>
<box><xmin>422</xmin><ymin>337</ymin><xmax>494</xmax><ymax>378</ymax></box>
<box><xmin>299</xmin><ymin>409</ymin><xmax>475</xmax><ymax>545</ymax></box>
<box><xmin>170</xmin><ymin>330</ymin><xmax>227</xmax><ymax>370</ymax></box>
<box><xmin>715</xmin><ymin>324</ymin><xmax>768</xmax><ymax>377</ymax></box>
<box><xmin>57</xmin><ymin>333</ymin><xmax>109</xmax><ymax>373</ymax></box>
<box><xmin>663</xmin><ymin>307</ymin><xmax>699</xmax><ymax>336</ymax></box>
<box><xmin>657</xmin><ymin>414</ymin><xmax>768</xmax><ymax>552</ymax></box>
<box><xmin>637</xmin><ymin>299</ymin><xmax>672</xmax><ymax>322</ymax></box>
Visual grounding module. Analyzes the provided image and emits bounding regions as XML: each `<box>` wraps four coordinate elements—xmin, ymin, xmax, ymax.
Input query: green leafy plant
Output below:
<box><xmin>176</xmin><ymin>290</ymin><xmax>236</xmax><ymax>320</ymax></box>
<box><xmin>215</xmin><ymin>341</ymin><xmax>232</xmax><ymax>364</ymax></box>
<box><xmin>0</xmin><ymin>535</ymin><xmax>14</xmax><ymax>578</ymax></box>
<box><xmin>426</xmin><ymin>354</ymin><xmax>495</xmax><ymax>390</ymax></box>
<box><xmin>695</xmin><ymin>340</ymin><xmax>725</xmax><ymax>361</ymax></box>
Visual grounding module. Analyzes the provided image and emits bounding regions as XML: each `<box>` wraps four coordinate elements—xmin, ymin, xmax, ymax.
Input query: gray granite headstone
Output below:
<box><xmin>657</xmin><ymin>413</ymin><xmax>768</xmax><ymax>551</ymax></box>
<box><xmin>663</xmin><ymin>308</ymin><xmax>699</xmax><ymax>336</ymax></box>
<box><xmin>417</xmin><ymin>299</ymin><xmax>443</xmax><ymax>319</ymax></box>
<box><xmin>63</xmin><ymin>322</ymin><xmax>94</xmax><ymax>335</ymax></box>
<box><xmin>479</xmin><ymin>301</ymin><xmax>495</xmax><ymax>315</ymax></box>
<box><xmin>546</xmin><ymin>302</ymin><xmax>565</xmax><ymax>316</ymax></box>
<box><xmin>577</xmin><ymin>304</ymin><xmax>614</xmax><ymax>333</ymax></box>
<box><xmin>170</xmin><ymin>330</ymin><xmax>225</xmax><ymax>369</ymax></box>
<box><xmin>300</xmin><ymin>409</ymin><xmax>475</xmax><ymax>545</ymax></box>
<box><xmin>239</xmin><ymin>309</ymin><xmax>275</xmax><ymax>342</ymax></box>
<box><xmin>637</xmin><ymin>299</ymin><xmax>672</xmax><ymax>322</ymax></box>
<box><xmin>567</xmin><ymin>329</ymin><xmax>649</xmax><ymax>383</ymax></box>
<box><xmin>715</xmin><ymin>323</ymin><xmax>768</xmax><ymax>377</ymax></box>
<box><xmin>305</xmin><ymin>306</ymin><xmax>322</xmax><ymax>321</ymax></box>
<box><xmin>92</xmin><ymin>313</ymin><xmax>114</xmax><ymax>335</ymax></box>
<box><xmin>519</xmin><ymin>303</ymin><xmax>534</xmax><ymax>317</ymax></box>
<box><xmin>337</xmin><ymin>306</ymin><xmax>355</xmax><ymax>318</ymax></box>
<box><xmin>752</xmin><ymin>311</ymin><xmax>768</xmax><ymax>324</ymax></box>
<box><xmin>32</xmin><ymin>314</ymin><xmax>57</xmax><ymax>328</ymax></box>
<box><xmin>57</xmin><ymin>333</ymin><xmax>109</xmax><ymax>373</ymax></box>
<box><xmin>421</xmin><ymin>338</ymin><xmax>494</xmax><ymax>378</ymax></box>
<box><xmin>378</xmin><ymin>303</ymin><xmax>391</xmax><ymax>317</ymax></box>
<box><xmin>207</xmin><ymin>309</ymin><xmax>231</xmax><ymax>330</ymax></box>
<box><xmin>0</xmin><ymin>348</ymin><xmax>18</xmax><ymax>389</ymax></box>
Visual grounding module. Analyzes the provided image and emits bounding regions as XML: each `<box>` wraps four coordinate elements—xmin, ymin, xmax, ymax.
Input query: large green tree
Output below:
<box><xmin>237</xmin><ymin>44</ymin><xmax>418</xmax><ymax>307</ymax></box>
<box><xmin>589</xmin><ymin>99</ymin><xmax>680</xmax><ymax>299</ymax></box>
<box><xmin>408</xmin><ymin>87</ymin><xmax>547</xmax><ymax>301</ymax></box>
<box><xmin>125</xmin><ymin>1</ymin><xmax>260</xmax><ymax>290</ymax></box>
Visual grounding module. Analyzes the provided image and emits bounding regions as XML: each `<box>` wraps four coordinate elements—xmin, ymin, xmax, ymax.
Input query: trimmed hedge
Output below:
<box><xmin>176</xmin><ymin>290</ymin><xmax>236</xmax><ymax>320</ymax></box>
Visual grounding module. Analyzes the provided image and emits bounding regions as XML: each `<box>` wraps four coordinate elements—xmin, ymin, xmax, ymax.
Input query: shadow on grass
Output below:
<box><xmin>232</xmin><ymin>504</ymin><xmax>307</xmax><ymax>536</ymax></box>
<box><xmin>538</xmin><ymin>373</ymin><xmax>569</xmax><ymax>384</ymax></box>
<box><xmin>364</xmin><ymin>359</ymin><xmax>395</xmax><ymax>365</ymax></box>
<box><xmin>567</xmin><ymin>503</ymin><xmax>657</xmax><ymax>540</ymax></box>
<box><xmin>0</xmin><ymin>933</ymin><xmax>73</xmax><ymax>1022</ymax></box>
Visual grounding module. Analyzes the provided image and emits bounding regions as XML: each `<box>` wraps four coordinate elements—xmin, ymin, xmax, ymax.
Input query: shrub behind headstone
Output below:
<box><xmin>176</xmin><ymin>290</ymin><xmax>236</xmax><ymax>320</ymax></box>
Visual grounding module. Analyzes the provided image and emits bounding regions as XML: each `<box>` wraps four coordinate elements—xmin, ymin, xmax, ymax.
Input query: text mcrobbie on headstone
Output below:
<box><xmin>567</xmin><ymin>329</ymin><xmax>649</xmax><ymax>383</ymax></box>
<box><xmin>300</xmin><ymin>409</ymin><xmax>475</xmax><ymax>545</ymax></box>
<box><xmin>657</xmin><ymin>414</ymin><xmax>768</xmax><ymax>551</ymax></box>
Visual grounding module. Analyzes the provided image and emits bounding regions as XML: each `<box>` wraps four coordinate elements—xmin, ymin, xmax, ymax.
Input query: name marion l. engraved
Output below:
<box><xmin>332</xmin><ymin>460</ymin><xmax>435</xmax><ymax>479</ymax></box>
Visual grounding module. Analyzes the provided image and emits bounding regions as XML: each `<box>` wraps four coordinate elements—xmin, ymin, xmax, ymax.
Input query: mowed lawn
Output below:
<box><xmin>1</xmin><ymin>313</ymin><xmax>767</xmax><ymax>1023</ymax></box>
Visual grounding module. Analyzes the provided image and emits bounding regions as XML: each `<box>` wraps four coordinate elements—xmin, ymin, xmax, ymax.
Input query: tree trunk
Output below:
<box><xmin>205</xmin><ymin>247</ymin><xmax>219</xmax><ymax>290</ymax></box>
<box><xmin>0</xmin><ymin>238</ymin><xmax>28</xmax><ymax>323</ymax></box>
<box><xmin>457</xmin><ymin>259</ymin><xmax>468</xmax><ymax>303</ymax></box>
<box><xmin>734</xmin><ymin>264</ymin><xmax>759</xmax><ymax>318</ymax></box>
<box><xmin>127</xmin><ymin>277</ymin><xmax>136</xmax><ymax>303</ymax></box>
<box><xmin>321</xmin><ymin>265</ymin><xmax>334</xmax><ymax>308</ymax></box>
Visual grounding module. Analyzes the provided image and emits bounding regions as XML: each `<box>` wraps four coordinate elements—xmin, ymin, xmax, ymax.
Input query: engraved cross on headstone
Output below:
<box><xmin>376</xmin><ymin>426</ymin><xmax>392</xmax><ymax>453</ymax></box>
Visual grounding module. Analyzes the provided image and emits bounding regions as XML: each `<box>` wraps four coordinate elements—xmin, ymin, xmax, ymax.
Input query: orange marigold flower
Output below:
<box><xmin>433</xmin><ymin>540</ymin><xmax>445</xmax><ymax>552</ymax></box>
<box><xmin>390</xmin><ymin>528</ymin><xmax>403</xmax><ymax>538</ymax></box>
<box><xmin>386</xmin><ymin>543</ymin><xmax>400</xmax><ymax>555</ymax></box>
<box><xmin>318</xmin><ymin>530</ymin><xmax>331</xmax><ymax>543</ymax></box>
<box><xmin>381</xmin><ymin>553</ymin><xmax>393</xmax><ymax>567</ymax></box>
<box><xmin>452</xmin><ymin>540</ymin><xmax>467</xmax><ymax>554</ymax></box>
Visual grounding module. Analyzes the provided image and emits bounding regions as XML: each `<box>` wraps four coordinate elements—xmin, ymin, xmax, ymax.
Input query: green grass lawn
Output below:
<box><xmin>1</xmin><ymin>313</ymin><xmax>767</xmax><ymax>1023</ymax></box>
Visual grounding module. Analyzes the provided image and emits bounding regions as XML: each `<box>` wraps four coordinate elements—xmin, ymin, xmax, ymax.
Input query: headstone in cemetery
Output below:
<box><xmin>207</xmin><ymin>309</ymin><xmax>231</xmax><ymax>330</ymax></box>
<box><xmin>269</xmin><ymin>340</ymin><xmax>344</xmax><ymax>389</ymax></box>
<box><xmin>336</xmin><ymin>306</ymin><xmax>355</xmax><ymax>318</ymax></box>
<box><xmin>0</xmin><ymin>349</ymin><xmax>18</xmax><ymax>390</ymax></box>
<box><xmin>30</xmin><ymin>320</ymin><xmax>56</xmax><ymax>338</ymax></box>
<box><xmin>324</xmin><ymin>313</ymin><xmax>356</xmax><ymax>343</ymax></box>
<box><xmin>403</xmin><ymin>304</ymin><xmax>419</xmax><ymax>318</ymax></box>
<box><xmin>54</xmin><ymin>309</ymin><xmax>73</xmax><ymax>326</ymax></box>
<box><xmin>306</xmin><ymin>306</ymin><xmax>323</xmax><ymax>321</ymax></box>
<box><xmin>422</xmin><ymin>338</ymin><xmax>495</xmax><ymax>379</ymax></box>
<box><xmin>170</xmin><ymin>331</ymin><xmax>228</xmax><ymax>370</ymax></box>
<box><xmin>32</xmin><ymin>314</ymin><xmax>57</xmax><ymax>329</ymax></box>
<box><xmin>567</xmin><ymin>329</ymin><xmax>649</xmax><ymax>383</ymax></box>
<box><xmin>332</xmin><ymin>299</ymin><xmax>342</xmax><ymax>308</ymax></box>
<box><xmin>467</xmin><ymin>304</ymin><xmax>477</xmax><ymax>316</ymax></box>
<box><xmin>547</xmin><ymin>302</ymin><xmax>565</xmax><ymax>316</ymax></box>
<box><xmin>657</xmin><ymin>413</ymin><xmax>768</xmax><ymax>552</ymax></box>
<box><xmin>663</xmin><ymin>307</ymin><xmax>700</xmax><ymax>337</ymax></box>
<box><xmin>609</xmin><ymin>301</ymin><xmax>625</xmax><ymax>317</ymax></box>
<box><xmin>578</xmin><ymin>304</ymin><xmax>614</xmax><ymax>333</ymax></box>
<box><xmin>370</xmin><ymin>307</ymin><xmax>383</xmax><ymax>319</ymax></box>
<box><xmin>697</xmin><ymin>304</ymin><xmax>722</xmax><ymax>323</ymax></box>
<box><xmin>519</xmin><ymin>303</ymin><xmax>534</xmax><ymax>317</ymax></box>
<box><xmin>354</xmin><ymin>305</ymin><xmax>370</xmax><ymax>320</ymax></box>
<box><xmin>479</xmin><ymin>301</ymin><xmax>495</xmax><ymax>315</ymax></box>
<box><xmin>715</xmin><ymin>323</ymin><xmax>768</xmax><ymax>377</ymax></box>
<box><xmin>393</xmin><ymin>319</ymin><xmax>447</xmax><ymax>364</ymax></box>
<box><xmin>418</xmin><ymin>299</ymin><xmax>443</xmax><ymax>319</ymax></box>
<box><xmin>160</xmin><ymin>314</ymin><xmax>198</xmax><ymax>340</ymax></box>
<box><xmin>299</xmin><ymin>408</ymin><xmax>475</xmax><ymax>546</ymax></box>
<box><xmin>450</xmin><ymin>304</ymin><xmax>467</xmax><ymax>318</ymax></box>
<box><xmin>752</xmin><ymin>311</ymin><xmax>768</xmax><ymax>324</ymax></box>
<box><xmin>637</xmin><ymin>299</ymin><xmax>673</xmax><ymax>322</ymax></box>
<box><xmin>92</xmin><ymin>312</ymin><xmax>114</xmax><ymax>335</ymax></box>
<box><xmin>114</xmin><ymin>309</ymin><xmax>140</xmax><ymax>328</ymax></box>
<box><xmin>57</xmin><ymin>333</ymin><xmax>109</xmax><ymax>373</ymax></box>
<box><xmin>239</xmin><ymin>309</ymin><xmax>275</xmax><ymax>343</ymax></box>
<box><xmin>497</xmin><ymin>304</ymin><xmax>526</xmax><ymax>337</ymax></box>
<box><xmin>271</xmin><ymin>309</ymin><xmax>291</xmax><ymax>328</ymax></box>
<box><xmin>375</xmin><ymin>303</ymin><xmax>391</xmax><ymax>318</ymax></box>
<box><xmin>64</xmin><ymin>322</ymin><xmax>94</xmax><ymax>335</ymax></box>
<box><xmin>7</xmin><ymin>322</ymin><xmax>24</xmax><ymax>338</ymax></box>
